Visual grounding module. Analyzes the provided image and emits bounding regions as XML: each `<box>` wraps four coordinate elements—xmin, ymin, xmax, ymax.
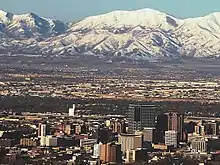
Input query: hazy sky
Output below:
<box><xmin>1</xmin><ymin>0</ymin><xmax>220</xmax><ymax>22</ymax></box>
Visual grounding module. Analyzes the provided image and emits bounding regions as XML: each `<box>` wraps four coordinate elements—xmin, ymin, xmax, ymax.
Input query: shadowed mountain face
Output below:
<box><xmin>166</xmin><ymin>16</ymin><xmax>178</xmax><ymax>27</ymax></box>
<box><xmin>1</xmin><ymin>9</ymin><xmax>220</xmax><ymax>60</ymax></box>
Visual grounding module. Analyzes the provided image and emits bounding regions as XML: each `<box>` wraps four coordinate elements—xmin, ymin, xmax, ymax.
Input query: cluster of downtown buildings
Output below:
<box><xmin>0</xmin><ymin>104</ymin><xmax>220</xmax><ymax>164</ymax></box>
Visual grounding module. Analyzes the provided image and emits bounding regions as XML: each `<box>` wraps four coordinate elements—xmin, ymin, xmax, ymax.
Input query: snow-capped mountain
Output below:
<box><xmin>39</xmin><ymin>9</ymin><xmax>183</xmax><ymax>59</ymax></box>
<box><xmin>2</xmin><ymin>8</ymin><xmax>220</xmax><ymax>59</ymax></box>
<box><xmin>0</xmin><ymin>10</ymin><xmax>68</xmax><ymax>40</ymax></box>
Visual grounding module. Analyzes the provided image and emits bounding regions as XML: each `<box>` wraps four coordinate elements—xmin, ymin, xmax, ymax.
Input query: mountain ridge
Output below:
<box><xmin>1</xmin><ymin>8</ymin><xmax>220</xmax><ymax>60</ymax></box>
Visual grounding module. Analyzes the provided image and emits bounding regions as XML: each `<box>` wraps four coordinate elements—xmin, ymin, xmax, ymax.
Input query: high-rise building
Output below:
<box><xmin>128</xmin><ymin>104</ymin><xmax>159</xmax><ymax>133</ymax></box>
<box><xmin>100</xmin><ymin>143</ymin><xmax>122</xmax><ymax>163</ymax></box>
<box><xmin>38</xmin><ymin>123</ymin><xmax>47</xmax><ymax>137</ymax></box>
<box><xmin>165</xmin><ymin>130</ymin><xmax>178</xmax><ymax>148</ymax></box>
<box><xmin>156</xmin><ymin>112</ymin><xmax>184</xmax><ymax>142</ymax></box>
<box><xmin>155</xmin><ymin>114</ymin><xmax>168</xmax><ymax>143</ymax></box>
<box><xmin>69</xmin><ymin>104</ymin><xmax>75</xmax><ymax>117</ymax></box>
<box><xmin>118</xmin><ymin>134</ymin><xmax>143</xmax><ymax>152</ymax></box>
<box><xmin>166</xmin><ymin>112</ymin><xmax>184</xmax><ymax>141</ymax></box>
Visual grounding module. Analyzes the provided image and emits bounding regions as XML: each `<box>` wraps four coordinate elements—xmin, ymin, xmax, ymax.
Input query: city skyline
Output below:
<box><xmin>1</xmin><ymin>0</ymin><xmax>220</xmax><ymax>22</ymax></box>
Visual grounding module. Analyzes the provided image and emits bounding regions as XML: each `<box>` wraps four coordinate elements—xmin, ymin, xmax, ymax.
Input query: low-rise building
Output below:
<box><xmin>40</xmin><ymin>136</ymin><xmax>57</xmax><ymax>147</ymax></box>
<box><xmin>125</xmin><ymin>149</ymin><xmax>148</xmax><ymax>163</ymax></box>
<box><xmin>100</xmin><ymin>143</ymin><xmax>122</xmax><ymax>163</ymax></box>
<box><xmin>165</xmin><ymin>130</ymin><xmax>177</xmax><ymax>148</ymax></box>
<box><xmin>20</xmin><ymin>138</ymin><xmax>38</xmax><ymax>147</ymax></box>
<box><xmin>191</xmin><ymin>138</ymin><xmax>207</xmax><ymax>153</ymax></box>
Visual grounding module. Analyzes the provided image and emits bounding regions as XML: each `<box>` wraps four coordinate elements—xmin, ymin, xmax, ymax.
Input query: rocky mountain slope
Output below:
<box><xmin>1</xmin><ymin>9</ymin><xmax>220</xmax><ymax>59</ymax></box>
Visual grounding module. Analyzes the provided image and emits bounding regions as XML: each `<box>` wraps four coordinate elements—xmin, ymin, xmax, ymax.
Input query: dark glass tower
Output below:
<box><xmin>128</xmin><ymin>104</ymin><xmax>159</xmax><ymax>133</ymax></box>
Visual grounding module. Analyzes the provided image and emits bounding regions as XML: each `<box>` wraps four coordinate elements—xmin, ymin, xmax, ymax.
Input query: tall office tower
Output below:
<box><xmin>156</xmin><ymin>112</ymin><xmax>184</xmax><ymax>142</ymax></box>
<box><xmin>128</xmin><ymin>104</ymin><xmax>159</xmax><ymax>133</ymax></box>
<box><xmin>166</xmin><ymin>112</ymin><xmax>184</xmax><ymax>141</ymax></box>
<box><xmin>165</xmin><ymin>130</ymin><xmax>178</xmax><ymax>148</ymax></box>
<box><xmin>118</xmin><ymin>134</ymin><xmax>143</xmax><ymax>152</ymax></box>
<box><xmin>155</xmin><ymin>114</ymin><xmax>168</xmax><ymax>143</ymax></box>
<box><xmin>68</xmin><ymin>104</ymin><xmax>75</xmax><ymax>117</ymax></box>
<box><xmin>38</xmin><ymin>123</ymin><xmax>47</xmax><ymax>137</ymax></box>
<box><xmin>100</xmin><ymin>143</ymin><xmax>122</xmax><ymax>163</ymax></box>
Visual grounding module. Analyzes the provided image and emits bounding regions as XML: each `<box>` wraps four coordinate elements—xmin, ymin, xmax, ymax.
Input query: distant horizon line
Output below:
<box><xmin>1</xmin><ymin>7</ymin><xmax>220</xmax><ymax>23</ymax></box>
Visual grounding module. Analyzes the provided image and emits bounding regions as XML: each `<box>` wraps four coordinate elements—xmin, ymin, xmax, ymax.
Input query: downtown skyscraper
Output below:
<box><xmin>156</xmin><ymin>112</ymin><xmax>184</xmax><ymax>142</ymax></box>
<box><xmin>127</xmin><ymin>104</ymin><xmax>159</xmax><ymax>133</ymax></box>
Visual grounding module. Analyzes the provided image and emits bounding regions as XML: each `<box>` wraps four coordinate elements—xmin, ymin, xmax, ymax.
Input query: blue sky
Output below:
<box><xmin>1</xmin><ymin>0</ymin><xmax>220</xmax><ymax>22</ymax></box>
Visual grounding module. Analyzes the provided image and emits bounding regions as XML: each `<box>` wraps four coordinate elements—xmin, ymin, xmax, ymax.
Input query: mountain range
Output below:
<box><xmin>1</xmin><ymin>8</ymin><xmax>220</xmax><ymax>60</ymax></box>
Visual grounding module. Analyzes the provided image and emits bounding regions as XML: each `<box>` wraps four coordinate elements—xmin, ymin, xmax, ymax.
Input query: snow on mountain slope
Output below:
<box><xmin>0</xmin><ymin>10</ymin><xmax>68</xmax><ymax>40</ymax></box>
<box><xmin>71</xmin><ymin>9</ymin><xmax>180</xmax><ymax>32</ymax></box>
<box><xmin>52</xmin><ymin>9</ymin><xmax>220</xmax><ymax>58</ymax></box>
<box><xmin>2</xmin><ymin>8</ymin><xmax>220</xmax><ymax>59</ymax></box>
<box><xmin>0</xmin><ymin>10</ymin><xmax>13</xmax><ymax>24</ymax></box>
<box><xmin>173</xmin><ymin>13</ymin><xmax>220</xmax><ymax>57</ymax></box>
<box><xmin>40</xmin><ymin>9</ymin><xmax>183</xmax><ymax>58</ymax></box>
